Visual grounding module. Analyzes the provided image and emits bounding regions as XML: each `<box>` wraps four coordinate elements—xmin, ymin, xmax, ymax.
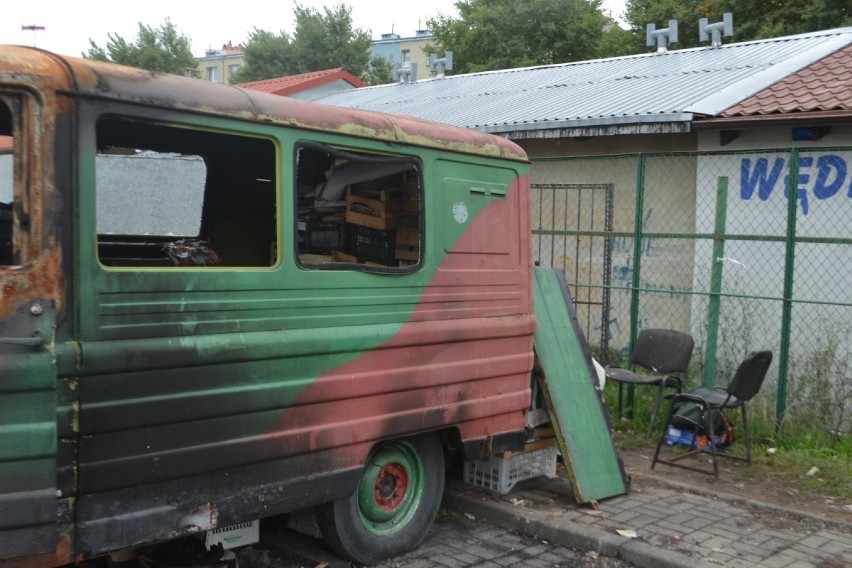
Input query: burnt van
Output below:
<box><xmin>0</xmin><ymin>46</ymin><xmax>534</xmax><ymax>566</ymax></box>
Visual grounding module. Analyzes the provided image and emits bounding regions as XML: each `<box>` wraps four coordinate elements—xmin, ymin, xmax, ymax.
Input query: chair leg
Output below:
<box><xmin>651</xmin><ymin>399</ymin><xmax>676</xmax><ymax>469</ymax></box>
<box><xmin>703</xmin><ymin>409</ymin><xmax>719</xmax><ymax>480</ymax></box>
<box><xmin>741</xmin><ymin>405</ymin><xmax>751</xmax><ymax>465</ymax></box>
<box><xmin>646</xmin><ymin>383</ymin><xmax>666</xmax><ymax>438</ymax></box>
<box><xmin>616</xmin><ymin>382</ymin><xmax>624</xmax><ymax>419</ymax></box>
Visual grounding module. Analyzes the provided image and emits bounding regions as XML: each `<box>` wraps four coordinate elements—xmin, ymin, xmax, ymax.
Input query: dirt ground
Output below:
<box><xmin>616</xmin><ymin>446</ymin><xmax>852</xmax><ymax>524</ymax></box>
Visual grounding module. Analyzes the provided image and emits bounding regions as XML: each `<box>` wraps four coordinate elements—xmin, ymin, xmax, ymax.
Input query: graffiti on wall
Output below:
<box><xmin>741</xmin><ymin>153</ymin><xmax>852</xmax><ymax>215</ymax></box>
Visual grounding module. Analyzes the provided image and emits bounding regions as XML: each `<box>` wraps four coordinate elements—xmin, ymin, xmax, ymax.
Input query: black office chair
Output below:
<box><xmin>651</xmin><ymin>350</ymin><xmax>773</xmax><ymax>479</ymax></box>
<box><xmin>605</xmin><ymin>329</ymin><xmax>694</xmax><ymax>437</ymax></box>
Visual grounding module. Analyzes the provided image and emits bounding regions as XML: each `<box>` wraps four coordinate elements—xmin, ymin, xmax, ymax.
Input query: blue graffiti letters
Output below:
<box><xmin>740</xmin><ymin>153</ymin><xmax>852</xmax><ymax>215</ymax></box>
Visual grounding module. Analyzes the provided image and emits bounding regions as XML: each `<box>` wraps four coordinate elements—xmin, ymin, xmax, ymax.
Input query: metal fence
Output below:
<box><xmin>531</xmin><ymin>148</ymin><xmax>852</xmax><ymax>433</ymax></box>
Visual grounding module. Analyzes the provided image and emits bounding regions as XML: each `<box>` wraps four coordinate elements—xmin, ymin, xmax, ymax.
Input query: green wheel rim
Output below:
<box><xmin>357</xmin><ymin>441</ymin><xmax>425</xmax><ymax>535</ymax></box>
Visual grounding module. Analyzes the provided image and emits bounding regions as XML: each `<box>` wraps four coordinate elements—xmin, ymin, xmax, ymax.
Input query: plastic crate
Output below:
<box><xmin>463</xmin><ymin>446</ymin><xmax>558</xmax><ymax>494</ymax></box>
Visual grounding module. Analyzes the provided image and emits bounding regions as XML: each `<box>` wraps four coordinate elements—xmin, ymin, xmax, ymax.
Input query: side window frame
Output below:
<box><xmin>94</xmin><ymin>115</ymin><xmax>280</xmax><ymax>270</ymax></box>
<box><xmin>0</xmin><ymin>90</ymin><xmax>38</xmax><ymax>269</ymax></box>
<box><xmin>294</xmin><ymin>141</ymin><xmax>423</xmax><ymax>273</ymax></box>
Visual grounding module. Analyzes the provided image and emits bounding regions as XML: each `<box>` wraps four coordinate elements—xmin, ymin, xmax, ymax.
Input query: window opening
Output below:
<box><xmin>0</xmin><ymin>97</ymin><xmax>19</xmax><ymax>266</ymax></box>
<box><xmin>96</xmin><ymin>118</ymin><xmax>277</xmax><ymax>268</ymax></box>
<box><xmin>295</xmin><ymin>142</ymin><xmax>421</xmax><ymax>270</ymax></box>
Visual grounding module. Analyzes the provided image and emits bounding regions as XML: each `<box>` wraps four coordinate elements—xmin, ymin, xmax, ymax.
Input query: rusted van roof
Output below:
<box><xmin>0</xmin><ymin>45</ymin><xmax>527</xmax><ymax>162</ymax></box>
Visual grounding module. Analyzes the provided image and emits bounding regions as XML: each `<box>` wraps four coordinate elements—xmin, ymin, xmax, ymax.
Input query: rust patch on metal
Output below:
<box><xmin>0</xmin><ymin>531</ymin><xmax>78</xmax><ymax>568</ymax></box>
<box><xmin>2</xmin><ymin>46</ymin><xmax>527</xmax><ymax>163</ymax></box>
<box><xmin>0</xmin><ymin>47</ymin><xmax>66</xmax><ymax>321</ymax></box>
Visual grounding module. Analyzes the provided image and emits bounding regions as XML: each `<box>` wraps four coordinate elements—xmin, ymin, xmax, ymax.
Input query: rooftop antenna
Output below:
<box><xmin>21</xmin><ymin>24</ymin><xmax>45</xmax><ymax>47</ymax></box>
<box><xmin>699</xmin><ymin>13</ymin><xmax>733</xmax><ymax>47</ymax></box>
<box><xmin>646</xmin><ymin>20</ymin><xmax>678</xmax><ymax>53</ymax></box>
<box><xmin>429</xmin><ymin>51</ymin><xmax>453</xmax><ymax>79</ymax></box>
<box><xmin>394</xmin><ymin>62</ymin><xmax>418</xmax><ymax>84</ymax></box>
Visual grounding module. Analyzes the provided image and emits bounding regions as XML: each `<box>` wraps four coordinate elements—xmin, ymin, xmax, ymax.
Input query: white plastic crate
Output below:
<box><xmin>463</xmin><ymin>445</ymin><xmax>558</xmax><ymax>494</ymax></box>
<box><xmin>204</xmin><ymin>519</ymin><xmax>259</xmax><ymax>550</ymax></box>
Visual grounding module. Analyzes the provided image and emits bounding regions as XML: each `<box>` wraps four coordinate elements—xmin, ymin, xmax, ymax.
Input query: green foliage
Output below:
<box><xmin>85</xmin><ymin>18</ymin><xmax>196</xmax><ymax>76</ymax></box>
<box><xmin>366</xmin><ymin>55</ymin><xmax>395</xmax><ymax>86</ymax></box>
<box><xmin>625</xmin><ymin>0</ymin><xmax>852</xmax><ymax>50</ymax></box>
<box><xmin>232</xmin><ymin>2</ymin><xmax>383</xmax><ymax>85</ymax></box>
<box><xmin>785</xmin><ymin>331</ymin><xmax>852</xmax><ymax>437</ymax></box>
<box><xmin>230</xmin><ymin>29</ymin><xmax>292</xmax><ymax>83</ymax></box>
<box><xmin>426</xmin><ymin>0</ymin><xmax>621</xmax><ymax>74</ymax></box>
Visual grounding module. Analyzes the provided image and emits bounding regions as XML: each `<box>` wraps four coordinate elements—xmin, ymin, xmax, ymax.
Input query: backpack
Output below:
<box><xmin>666</xmin><ymin>402</ymin><xmax>734</xmax><ymax>449</ymax></box>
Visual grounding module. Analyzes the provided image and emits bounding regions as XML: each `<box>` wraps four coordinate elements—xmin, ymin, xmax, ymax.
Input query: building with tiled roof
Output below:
<box><xmin>318</xmin><ymin>26</ymin><xmax>852</xmax><ymax>369</ymax></box>
<box><xmin>238</xmin><ymin>68</ymin><xmax>366</xmax><ymax>101</ymax></box>
<box><xmin>699</xmin><ymin>43</ymin><xmax>852</xmax><ymax>128</ymax></box>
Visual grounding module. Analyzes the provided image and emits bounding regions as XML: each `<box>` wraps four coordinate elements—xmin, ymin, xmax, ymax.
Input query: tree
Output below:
<box><xmin>232</xmin><ymin>2</ymin><xmax>385</xmax><ymax>85</ymax></box>
<box><xmin>230</xmin><ymin>29</ymin><xmax>292</xmax><ymax>83</ymax></box>
<box><xmin>85</xmin><ymin>18</ymin><xmax>196</xmax><ymax>75</ymax></box>
<box><xmin>366</xmin><ymin>55</ymin><xmax>395</xmax><ymax>86</ymax></box>
<box><xmin>426</xmin><ymin>0</ymin><xmax>614</xmax><ymax>74</ymax></box>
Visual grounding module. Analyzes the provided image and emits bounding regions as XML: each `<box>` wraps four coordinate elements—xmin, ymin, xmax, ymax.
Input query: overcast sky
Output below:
<box><xmin>5</xmin><ymin>0</ymin><xmax>628</xmax><ymax>58</ymax></box>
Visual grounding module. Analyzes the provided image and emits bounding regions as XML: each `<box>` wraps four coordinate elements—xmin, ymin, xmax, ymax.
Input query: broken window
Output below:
<box><xmin>0</xmin><ymin>97</ymin><xmax>19</xmax><ymax>266</ymax></box>
<box><xmin>295</xmin><ymin>142</ymin><xmax>422</xmax><ymax>270</ymax></box>
<box><xmin>96</xmin><ymin>118</ymin><xmax>277</xmax><ymax>268</ymax></box>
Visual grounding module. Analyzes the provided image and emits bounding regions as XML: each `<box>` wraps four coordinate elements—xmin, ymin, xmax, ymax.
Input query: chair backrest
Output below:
<box><xmin>727</xmin><ymin>350</ymin><xmax>773</xmax><ymax>402</ymax></box>
<box><xmin>631</xmin><ymin>329</ymin><xmax>694</xmax><ymax>374</ymax></box>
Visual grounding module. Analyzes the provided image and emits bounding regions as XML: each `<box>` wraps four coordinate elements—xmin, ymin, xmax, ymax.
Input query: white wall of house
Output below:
<box><xmin>693</xmin><ymin>125</ymin><xmax>852</xmax><ymax>372</ymax></box>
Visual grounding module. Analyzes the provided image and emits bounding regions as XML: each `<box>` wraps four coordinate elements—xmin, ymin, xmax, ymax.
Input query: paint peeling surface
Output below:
<box><xmin>0</xmin><ymin>46</ymin><xmax>526</xmax><ymax>162</ymax></box>
<box><xmin>0</xmin><ymin>45</ymin><xmax>534</xmax><ymax>565</ymax></box>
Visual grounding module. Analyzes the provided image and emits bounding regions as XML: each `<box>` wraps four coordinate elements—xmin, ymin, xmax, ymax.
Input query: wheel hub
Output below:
<box><xmin>375</xmin><ymin>462</ymin><xmax>409</xmax><ymax>510</ymax></box>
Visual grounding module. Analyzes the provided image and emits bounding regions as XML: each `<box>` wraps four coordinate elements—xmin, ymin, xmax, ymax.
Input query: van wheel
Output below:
<box><xmin>316</xmin><ymin>433</ymin><xmax>445</xmax><ymax>565</ymax></box>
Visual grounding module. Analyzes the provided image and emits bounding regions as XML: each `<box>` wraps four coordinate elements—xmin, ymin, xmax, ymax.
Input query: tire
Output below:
<box><xmin>315</xmin><ymin>433</ymin><xmax>445</xmax><ymax>565</ymax></box>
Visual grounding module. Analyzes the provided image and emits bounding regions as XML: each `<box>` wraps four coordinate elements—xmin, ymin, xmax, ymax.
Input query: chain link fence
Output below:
<box><xmin>531</xmin><ymin>148</ymin><xmax>852</xmax><ymax>433</ymax></box>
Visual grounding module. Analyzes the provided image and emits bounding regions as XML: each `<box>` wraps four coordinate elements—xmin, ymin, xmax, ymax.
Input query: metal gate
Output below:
<box><xmin>531</xmin><ymin>183</ymin><xmax>613</xmax><ymax>358</ymax></box>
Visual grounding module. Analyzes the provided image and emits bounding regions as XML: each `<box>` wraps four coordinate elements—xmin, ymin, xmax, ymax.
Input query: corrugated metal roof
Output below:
<box><xmin>723</xmin><ymin>43</ymin><xmax>852</xmax><ymax>116</ymax></box>
<box><xmin>316</xmin><ymin>27</ymin><xmax>852</xmax><ymax>137</ymax></box>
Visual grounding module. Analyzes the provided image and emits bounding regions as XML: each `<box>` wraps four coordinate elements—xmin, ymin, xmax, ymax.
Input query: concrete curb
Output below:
<box><xmin>442</xmin><ymin>487</ymin><xmax>714</xmax><ymax>568</ymax></box>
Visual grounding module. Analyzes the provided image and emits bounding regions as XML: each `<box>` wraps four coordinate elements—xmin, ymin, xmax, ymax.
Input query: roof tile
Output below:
<box><xmin>237</xmin><ymin>68</ymin><xmax>365</xmax><ymax>97</ymax></box>
<box><xmin>723</xmin><ymin>43</ymin><xmax>852</xmax><ymax>117</ymax></box>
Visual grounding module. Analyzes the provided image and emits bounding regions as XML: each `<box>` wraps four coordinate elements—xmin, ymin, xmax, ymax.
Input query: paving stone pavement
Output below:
<box><xmin>443</xmin><ymin>473</ymin><xmax>852</xmax><ymax>568</ymax></box>
<box><xmin>374</xmin><ymin>512</ymin><xmax>632</xmax><ymax>568</ymax></box>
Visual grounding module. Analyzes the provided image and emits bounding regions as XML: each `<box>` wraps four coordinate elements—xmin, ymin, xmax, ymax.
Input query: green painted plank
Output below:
<box><xmin>533</xmin><ymin>268</ymin><xmax>628</xmax><ymax>504</ymax></box>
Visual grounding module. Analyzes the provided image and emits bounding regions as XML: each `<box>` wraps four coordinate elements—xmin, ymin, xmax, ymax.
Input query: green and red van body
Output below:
<box><xmin>0</xmin><ymin>46</ymin><xmax>533</xmax><ymax>565</ymax></box>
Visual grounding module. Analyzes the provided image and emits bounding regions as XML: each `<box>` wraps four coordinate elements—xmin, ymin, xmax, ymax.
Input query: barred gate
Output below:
<box><xmin>531</xmin><ymin>183</ymin><xmax>613</xmax><ymax>358</ymax></box>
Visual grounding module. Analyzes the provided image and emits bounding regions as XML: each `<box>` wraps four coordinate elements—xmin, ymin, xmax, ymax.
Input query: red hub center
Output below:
<box><xmin>374</xmin><ymin>462</ymin><xmax>409</xmax><ymax>511</ymax></box>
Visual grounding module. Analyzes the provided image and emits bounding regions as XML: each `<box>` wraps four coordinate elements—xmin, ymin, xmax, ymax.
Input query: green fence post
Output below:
<box><xmin>625</xmin><ymin>155</ymin><xmax>646</xmax><ymax>416</ymax></box>
<box><xmin>704</xmin><ymin>177</ymin><xmax>729</xmax><ymax>387</ymax></box>
<box><xmin>777</xmin><ymin>149</ymin><xmax>799</xmax><ymax>427</ymax></box>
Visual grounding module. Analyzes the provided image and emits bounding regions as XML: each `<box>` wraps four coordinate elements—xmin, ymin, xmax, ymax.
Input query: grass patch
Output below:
<box><xmin>603</xmin><ymin>382</ymin><xmax>852</xmax><ymax>500</ymax></box>
<box><xmin>437</xmin><ymin>508</ymin><xmax>475</xmax><ymax>529</ymax></box>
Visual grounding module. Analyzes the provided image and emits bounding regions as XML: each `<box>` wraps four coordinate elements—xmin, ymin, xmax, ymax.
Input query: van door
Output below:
<box><xmin>0</xmin><ymin>303</ymin><xmax>58</xmax><ymax>558</ymax></box>
<box><xmin>0</xmin><ymin>91</ymin><xmax>60</xmax><ymax>558</ymax></box>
